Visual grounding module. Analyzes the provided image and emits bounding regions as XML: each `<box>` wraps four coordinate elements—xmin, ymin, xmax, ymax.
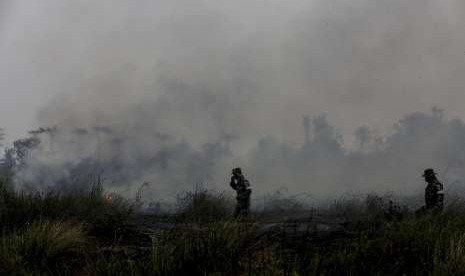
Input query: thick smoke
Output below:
<box><xmin>2</xmin><ymin>0</ymin><xmax>465</xmax><ymax>201</ymax></box>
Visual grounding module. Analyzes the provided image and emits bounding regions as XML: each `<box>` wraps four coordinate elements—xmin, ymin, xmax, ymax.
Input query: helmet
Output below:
<box><xmin>422</xmin><ymin>168</ymin><xmax>437</xmax><ymax>177</ymax></box>
<box><xmin>232</xmin><ymin>167</ymin><xmax>242</xmax><ymax>175</ymax></box>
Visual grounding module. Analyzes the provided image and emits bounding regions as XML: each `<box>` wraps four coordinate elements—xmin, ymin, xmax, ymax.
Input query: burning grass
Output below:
<box><xmin>0</xmin><ymin>179</ymin><xmax>141</xmax><ymax>246</ymax></box>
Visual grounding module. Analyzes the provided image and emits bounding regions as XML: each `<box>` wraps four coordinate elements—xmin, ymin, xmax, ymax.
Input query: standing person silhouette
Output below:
<box><xmin>230</xmin><ymin>168</ymin><xmax>251</xmax><ymax>218</ymax></box>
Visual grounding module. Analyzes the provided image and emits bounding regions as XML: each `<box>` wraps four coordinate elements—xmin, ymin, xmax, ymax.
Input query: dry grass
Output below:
<box><xmin>0</xmin><ymin>221</ymin><xmax>87</xmax><ymax>275</ymax></box>
<box><xmin>3</xmin><ymin>178</ymin><xmax>465</xmax><ymax>275</ymax></box>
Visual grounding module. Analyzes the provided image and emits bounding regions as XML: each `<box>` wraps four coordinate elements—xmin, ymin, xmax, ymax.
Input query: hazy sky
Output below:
<box><xmin>1</xmin><ymin>0</ymin><xmax>465</xmax><ymax>147</ymax></box>
<box><xmin>2</xmin><ymin>0</ymin><xmax>465</xmax><ymax>200</ymax></box>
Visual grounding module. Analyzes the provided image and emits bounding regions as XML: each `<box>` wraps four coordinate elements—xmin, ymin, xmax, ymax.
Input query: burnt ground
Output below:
<box><xmin>136</xmin><ymin>211</ymin><xmax>354</xmax><ymax>249</ymax></box>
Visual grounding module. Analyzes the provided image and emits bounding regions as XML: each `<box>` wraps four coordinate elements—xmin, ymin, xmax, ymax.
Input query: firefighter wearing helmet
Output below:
<box><xmin>230</xmin><ymin>167</ymin><xmax>252</xmax><ymax>218</ymax></box>
<box><xmin>423</xmin><ymin>168</ymin><xmax>444</xmax><ymax>213</ymax></box>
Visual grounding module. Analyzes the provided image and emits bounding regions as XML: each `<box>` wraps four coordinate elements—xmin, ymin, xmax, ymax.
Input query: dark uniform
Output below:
<box><xmin>230</xmin><ymin>168</ymin><xmax>251</xmax><ymax>218</ymax></box>
<box><xmin>423</xmin><ymin>168</ymin><xmax>444</xmax><ymax>213</ymax></box>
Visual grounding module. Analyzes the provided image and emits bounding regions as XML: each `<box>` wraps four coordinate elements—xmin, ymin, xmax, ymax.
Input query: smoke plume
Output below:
<box><xmin>2</xmin><ymin>0</ymin><xmax>465</xmax><ymax>202</ymax></box>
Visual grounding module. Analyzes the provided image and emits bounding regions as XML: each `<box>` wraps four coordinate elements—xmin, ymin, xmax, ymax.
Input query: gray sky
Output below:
<box><xmin>0</xmin><ymin>1</ymin><xmax>59</xmax><ymax>143</ymax></box>
<box><xmin>1</xmin><ymin>0</ymin><xmax>465</xmax><ymax>148</ymax></box>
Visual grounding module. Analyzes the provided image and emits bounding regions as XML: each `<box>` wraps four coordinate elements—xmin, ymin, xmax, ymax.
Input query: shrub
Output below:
<box><xmin>176</xmin><ymin>187</ymin><xmax>234</xmax><ymax>223</ymax></box>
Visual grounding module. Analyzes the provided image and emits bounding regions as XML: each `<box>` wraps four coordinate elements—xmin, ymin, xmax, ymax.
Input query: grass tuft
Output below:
<box><xmin>176</xmin><ymin>187</ymin><xmax>234</xmax><ymax>223</ymax></box>
<box><xmin>0</xmin><ymin>221</ymin><xmax>87</xmax><ymax>275</ymax></box>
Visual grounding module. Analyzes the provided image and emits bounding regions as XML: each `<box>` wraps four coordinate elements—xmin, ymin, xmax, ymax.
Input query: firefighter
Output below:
<box><xmin>230</xmin><ymin>167</ymin><xmax>252</xmax><ymax>218</ymax></box>
<box><xmin>423</xmin><ymin>168</ymin><xmax>444</xmax><ymax>213</ymax></box>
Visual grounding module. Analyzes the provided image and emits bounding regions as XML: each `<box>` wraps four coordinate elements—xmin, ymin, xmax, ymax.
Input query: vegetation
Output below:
<box><xmin>175</xmin><ymin>186</ymin><xmax>234</xmax><ymax>223</ymax></box>
<box><xmin>2</xmin><ymin>176</ymin><xmax>465</xmax><ymax>275</ymax></box>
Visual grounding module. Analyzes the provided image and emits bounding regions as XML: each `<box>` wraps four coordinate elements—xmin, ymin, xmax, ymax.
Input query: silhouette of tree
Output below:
<box><xmin>355</xmin><ymin>126</ymin><xmax>372</xmax><ymax>152</ymax></box>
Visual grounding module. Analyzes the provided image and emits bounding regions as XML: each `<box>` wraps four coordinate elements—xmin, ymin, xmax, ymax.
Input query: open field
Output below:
<box><xmin>2</xmin><ymin>179</ymin><xmax>465</xmax><ymax>275</ymax></box>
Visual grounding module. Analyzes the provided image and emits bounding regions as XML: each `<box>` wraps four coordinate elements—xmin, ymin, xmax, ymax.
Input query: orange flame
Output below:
<box><xmin>104</xmin><ymin>194</ymin><xmax>113</xmax><ymax>204</ymax></box>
